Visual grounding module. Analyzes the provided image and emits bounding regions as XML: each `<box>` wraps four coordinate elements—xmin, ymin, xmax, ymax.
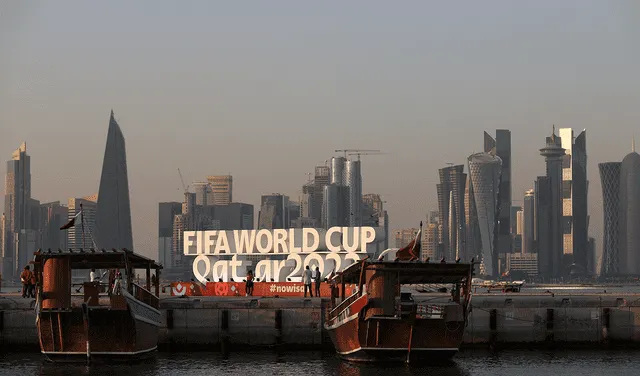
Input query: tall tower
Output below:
<box><xmin>598</xmin><ymin>162</ymin><xmax>621</xmax><ymax>276</ymax></box>
<box><xmin>437</xmin><ymin>165</ymin><xmax>466</xmax><ymax>261</ymax></box>
<box><xmin>96</xmin><ymin>110</ymin><xmax>134</xmax><ymax>250</ymax></box>
<box><xmin>467</xmin><ymin>153</ymin><xmax>502</xmax><ymax>277</ymax></box>
<box><xmin>345</xmin><ymin>159</ymin><xmax>362</xmax><ymax>226</ymax></box>
<box><xmin>2</xmin><ymin>142</ymin><xmax>31</xmax><ymax>278</ymax></box>
<box><xmin>559</xmin><ymin>128</ymin><xmax>588</xmax><ymax>272</ymax></box>
<box><xmin>522</xmin><ymin>189</ymin><xmax>535</xmax><ymax>254</ymax></box>
<box><xmin>619</xmin><ymin>142</ymin><xmax>640</xmax><ymax>275</ymax></box>
<box><xmin>484</xmin><ymin>130</ymin><xmax>512</xmax><ymax>256</ymax></box>
<box><xmin>537</xmin><ymin>127</ymin><xmax>565</xmax><ymax>279</ymax></box>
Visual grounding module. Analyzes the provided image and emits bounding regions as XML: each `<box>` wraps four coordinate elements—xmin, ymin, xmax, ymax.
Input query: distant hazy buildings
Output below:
<box><xmin>322</xmin><ymin>184</ymin><xmax>350</xmax><ymax>228</ymax></box>
<box><xmin>559</xmin><ymin>128</ymin><xmax>589</xmax><ymax>273</ymax></box>
<box><xmin>468</xmin><ymin>152</ymin><xmax>502</xmax><ymax>277</ymax></box>
<box><xmin>258</xmin><ymin>194</ymin><xmax>290</xmax><ymax>229</ymax></box>
<box><xmin>38</xmin><ymin>201</ymin><xmax>69</xmax><ymax>251</ymax></box>
<box><xmin>598</xmin><ymin>162</ymin><xmax>621</xmax><ymax>276</ymax></box>
<box><xmin>96</xmin><ymin>111</ymin><xmax>133</xmax><ymax>251</ymax></box>
<box><xmin>537</xmin><ymin>128</ymin><xmax>565</xmax><ymax>280</ymax></box>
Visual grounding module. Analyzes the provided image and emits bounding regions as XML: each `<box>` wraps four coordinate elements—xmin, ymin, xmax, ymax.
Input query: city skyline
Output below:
<box><xmin>2</xmin><ymin>2</ymin><xmax>639</xmax><ymax>263</ymax></box>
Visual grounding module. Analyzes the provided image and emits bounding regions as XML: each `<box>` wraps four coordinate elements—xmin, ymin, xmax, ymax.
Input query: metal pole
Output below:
<box><xmin>80</xmin><ymin>204</ymin><xmax>85</xmax><ymax>250</ymax></box>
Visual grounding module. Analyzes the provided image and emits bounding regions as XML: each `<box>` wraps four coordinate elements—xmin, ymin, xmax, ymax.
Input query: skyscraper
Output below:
<box><xmin>598</xmin><ymin>162</ymin><xmax>621</xmax><ymax>276</ymax></box>
<box><xmin>158</xmin><ymin>202</ymin><xmax>183</xmax><ymax>268</ymax></box>
<box><xmin>67</xmin><ymin>196</ymin><xmax>98</xmax><ymax>250</ymax></box>
<box><xmin>619</xmin><ymin>144</ymin><xmax>640</xmax><ymax>275</ymax></box>
<box><xmin>322</xmin><ymin>184</ymin><xmax>350</xmax><ymax>228</ymax></box>
<box><xmin>96</xmin><ymin>110</ymin><xmax>133</xmax><ymax>250</ymax></box>
<box><xmin>522</xmin><ymin>189</ymin><xmax>535</xmax><ymax>254</ymax></box>
<box><xmin>484</xmin><ymin>130</ymin><xmax>512</xmax><ymax>255</ymax></box>
<box><xmin>2</xmin><ymin>142</ymin><xmax>32</xmax><ymax>278</ymax></box>
<box><xmin>206</xmin><ymin>175</ymin><xmax>233</xmax><ymax>205</ymax></box>
<box><xmin>345</xmin><ymin>159</ymin><xmax>363</xmax><ymax>226</ymax></box>
<box><xmin>312</xmin><ymin>165</ymin><xmax>330</xmax><ymax>225</ymax></box>
<box><xmin>258</xmin><ymin>194</ymin><xmax>290</xmax><ymax>229</ymax></box>
<box><xmin>558</xmin><ymin>128</ymin><xmax>588</xmax><ymax>272</ymax></box>
<box><xmin>467</xmin><ymin>153</ymin><xmax>502</xmax><ymax>276</ymax></box>
<box><xmin>192</xmin><ymin>181</ymin><xmax>211</xmax><ymax>205</ymax></box>
<box><xmin>39</xmin><ymin>201</ymin><xmax>69</xmax><ymax>251</ymax></box>
<box><xmin>437</xmin><ymin>165</ymin><xmax>466</xmax><ymax>261</ymax></box>
<box><xmin>537</xmin><ymin>128</ymin><xmax>565</xmax><ymax>279</ymax></box>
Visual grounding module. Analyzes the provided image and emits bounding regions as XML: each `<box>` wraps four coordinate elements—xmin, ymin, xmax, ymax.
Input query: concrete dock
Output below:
<box><xmin>2</xmin><ymin>293</ymin><xmax>640</xmax><ymax>351</ymax></box>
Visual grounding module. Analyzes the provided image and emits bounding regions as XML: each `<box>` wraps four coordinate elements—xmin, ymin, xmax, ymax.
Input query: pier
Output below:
<box><xmin>2</xmin><ymin>293</ymin><xmax>640</xmax><ymax>351</ymax></box>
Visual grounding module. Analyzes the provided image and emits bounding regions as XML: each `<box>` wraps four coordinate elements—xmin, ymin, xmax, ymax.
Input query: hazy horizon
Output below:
<box><xmin>2</xmin><ymin>1</ymin><xmax>639</xmax><ymax>264</ymax></box>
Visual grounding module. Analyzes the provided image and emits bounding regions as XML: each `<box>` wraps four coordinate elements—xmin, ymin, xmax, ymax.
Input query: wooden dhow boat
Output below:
<box><xmin>32</xmin><ymin>248</ymin><xmax>163</xmax><ymax>363</ymax></box>
<box><xmin>324</xmin><ymin>223</ymin><xmax>474</xmax><ymax>363</ymax></box>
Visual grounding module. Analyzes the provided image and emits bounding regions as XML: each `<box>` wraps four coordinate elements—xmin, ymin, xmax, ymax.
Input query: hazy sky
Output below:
<box><xmin>1</xmin><ymin>1</ymin><xmax>639</xmax><ymax>263</ymax></box>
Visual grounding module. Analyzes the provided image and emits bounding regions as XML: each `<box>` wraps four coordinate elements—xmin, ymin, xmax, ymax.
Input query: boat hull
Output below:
<box><xmin>326</xmin><ymin>315</ymin><xmax>465</xmax><ymax>364</ymax></box>
<box><xmin>37</xmin><ymin>295</ymin><xmax>161</xmax><ymax>363</ymax></box>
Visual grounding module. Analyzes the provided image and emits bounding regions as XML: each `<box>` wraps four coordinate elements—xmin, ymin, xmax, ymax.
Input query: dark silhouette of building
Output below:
<box><xmin>537</xmin><ymin>127</ymin><xmax>565</xmax><ymax>280</ymax></box>
<box><xmin>522</xmin><ymin>189</ymin><xmax>535</xmax><ymax>254</ymax></box>
<box><xmin>485</xmin><ymin>130</ymin><xmax>512</xmax><ymax>256</ymax></box>
<box><xmin>619</xmin><ymin>144</ymin><xmax>640</xmax><ymax>275</ymax></box>
<box><xmin>598</xmin><ymin>162</ymin><xmax>621</xmax><ymax>276</ymax></box>
<box><xmin>96</xmin><ymin>110</ymin><xmax>133</xmax><ymax>250</ymax></box>
<box><xmin>437</xmin><ymin>165</ymin><xmax>466</xmax><ymax>261</ymax></box>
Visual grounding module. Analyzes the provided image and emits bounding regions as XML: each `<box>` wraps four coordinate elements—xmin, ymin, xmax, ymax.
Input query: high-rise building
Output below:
<box><xmin>464</xmin><ymin>176</ymin><xmax>482</xmax><ymax>261</ymax></box>
<box><xmin>158</xmin><ymin>202</ymin><xmax>183</xmax><ymax>268</ymax></box>
<box><xmin>522</xmin><ymin>189</ymin><xmax>535</xmax><ymax>254</ymax></box>
<box><xmin>467</xmin><ymin>153</ymin><xmax>502</xmax><ymax>277</ymax></box>
<box><xmin>345</xmin><ymin>159</ymin><xmax>363</xmax><ymax>227</ymax></box>
<box><xmin>2</xmin><ymin>142</ymin><xmax>32</xmax><ymax>278</ymax></box>
<box><xmin>423</xmin><ymin>223</ymin><xmax>439</xmax><ymax>260</ymax></box>
<box><xmin>516</xmin><ymin>210</ymin><xmax>523</xmax><ymax>235</ymax></box>
<box><xmin>206</xmin><ymin>175</ymin><xmax>233</xmax><ymax>205</ymax></box>
<box><xmin>322</xmin><ymin>184</ymin><xmax>350</xmax><ymax>228</ymax></box>
<box><xmin>484</xmin><ymin>130</ymin><xmax>512</xmax><ymax>255</ymax></box>
<box><xmin>39</xmin><ymin>201</ymin><xmax>69</xmax><ymax>251</ymax></box>
<box><xmin>395</xmin><ymin>228</ymin><xmax>418</xmax><ymax>248</ymax></box>
<box><xmin>619</xmin><ymin>145</ymin><xmax>640</xmax><ymax>275</ymax></box>
<box><xmin>537</xmin><ymin>128</ymin><xmax>565</xmax><ymax>280</ymax></box>
<box><xmin>558</xmin><ymin>128</ymin><xmax>588</xmax><ymax>272</ymax></box>
<box><xmin>192</xmin><ymin>182</ymin><xmax>211</xmax><ymax>206</ymax></box>
<box><xmin>96</xmin><ymin>110</ymin><xmax>133</xmax><ymax>251</ymax></box>
<box><xmin>312</xmin><ymin>165</ymin><xmax>330</xmax><ymax>225</ymax></box>
<box><xmin>258</xmin><ymin>194</ymin><xmax>290</xmax><ymax>229</ymax></box>
<box><xmin>510</xmin><ymin>206</ymin><xmax>522</xmax><ymax>235</ymax></box>
<box><xmin>330</xmin><ymin>157</ymin><xmax>347</xmax><ymax>185</ymax></box>
<box><xmin>598</xmin><ymin>162</ymin><xmax>621</xmax><ymax>276</ymax></box>
<box><xmin>67</xmin><ymin>196</ymin><xmax>98</xmax><ymax>250</ymax></box>
<box><xmin>437</xmin><ymin>165</ymin><xmax>466</xmax><ymax>261</ymax></box>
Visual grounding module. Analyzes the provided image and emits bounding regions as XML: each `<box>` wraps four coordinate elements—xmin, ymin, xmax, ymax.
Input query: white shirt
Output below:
<box><xmin>90</xmin><ymin>271</ymin><xmax>97</xmax><ymax>282</ymax></box>
<box><xmin>303</xmin><ymin>269</ymin><xmax>313</xmax><ymax>284</ymax></box>
<box><xmin>312</xmin><ymin>270</ymin><xmax>319</xmax><ymax>280</ymax></box>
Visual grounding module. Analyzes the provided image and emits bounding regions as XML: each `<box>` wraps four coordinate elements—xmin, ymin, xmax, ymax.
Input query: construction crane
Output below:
<box><xmin>335</xmin><ymin>149</ymin><xmax>380</xmax><ymax>158</ymax></box>
<box><xmin>177</xmin><ymin>168</ymin><xmax>189</xmax><ymax>193</ymax></box>
<box><xmin>347</xmin><ymin>150</ymin><xmax>386</xmax><ymax>161</ymax></box>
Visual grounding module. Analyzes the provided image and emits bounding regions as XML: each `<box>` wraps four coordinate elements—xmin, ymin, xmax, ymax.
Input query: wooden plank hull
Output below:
<box><xmin>37</xmin><ymin>297</ymin><xmax>161</xmax><ymax>363</ymax></box>
<box><xmin>326</xmin><ymin>316</ymin><xmax>465</xmax><ymax>363</ymax></box>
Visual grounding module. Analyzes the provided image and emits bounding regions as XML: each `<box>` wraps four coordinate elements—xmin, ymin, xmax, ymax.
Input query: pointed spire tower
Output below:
<box><xmin>95</xmin><ymin>110</ymin><xmax>134</xmax><ymax>250</ymax></box>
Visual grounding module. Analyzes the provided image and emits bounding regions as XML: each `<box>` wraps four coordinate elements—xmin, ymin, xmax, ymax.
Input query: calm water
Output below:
<box><xmin>0</xmin><ymin>350</ymin><xmax>637</xmax><ymax>376</ymax></box>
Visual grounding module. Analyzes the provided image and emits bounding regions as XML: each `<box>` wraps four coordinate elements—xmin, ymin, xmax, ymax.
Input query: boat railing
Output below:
<box><xmin>132</xmin><ymin>282</ymin><xmax>159</xmax><ymax>309</ymax></box>
<box><xmin>329</xmin><ymin>288</ymin><xmax>362</xmax><ymax>319</ymax></box>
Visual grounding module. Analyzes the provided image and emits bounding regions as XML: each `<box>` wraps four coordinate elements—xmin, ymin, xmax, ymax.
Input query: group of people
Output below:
<box><xmin>20</xmin><ymin>265</ymin><xmax>36</xmax><ymax>298</ymax></box>
<box><xmin>243</xmin><ymin>265</ymin><xmax>326</xmax><ymax>297</ymax></box>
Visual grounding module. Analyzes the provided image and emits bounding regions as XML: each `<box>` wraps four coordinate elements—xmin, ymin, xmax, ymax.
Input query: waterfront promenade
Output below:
<box><xmin>3</xmin><ymin>289</ymin><xmax>640</xmax><ymax>351</ymax></box>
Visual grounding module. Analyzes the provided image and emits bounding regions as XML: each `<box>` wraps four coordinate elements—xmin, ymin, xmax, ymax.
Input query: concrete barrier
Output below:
<box><xmin>3</xmin><ymin>294</ymin><xmax>640</xmax><ymax>351</ymax></box>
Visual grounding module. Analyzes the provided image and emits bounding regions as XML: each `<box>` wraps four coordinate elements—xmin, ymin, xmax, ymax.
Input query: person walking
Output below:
<box><xmin>313</xmin><ymin>266</ymin><xmax>321</xmax><ymax>297</ymax></box>
<box><xmin>20</xmin><ymin>266</ymin><xmax>32</xmax><ymax>298</ymax></box>
<box><xmin>303</xmin><ymin>265</ymin><xmax>313</xmax><ymax>297</ymax></box>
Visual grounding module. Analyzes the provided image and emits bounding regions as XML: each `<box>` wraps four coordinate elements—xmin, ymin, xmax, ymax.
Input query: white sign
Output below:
<box><xmin>184</xmin><ymin>227</ymin><xmax>384</xmax><ymax>283</ymax></box>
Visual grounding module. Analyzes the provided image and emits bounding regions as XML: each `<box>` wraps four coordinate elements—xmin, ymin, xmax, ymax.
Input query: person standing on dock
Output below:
<box><xmin>303</xmin><ymin>265</ymin><xmax>313</xmax><ymax>297</ymax></box>
<box><xmin>313</xmin><ymin>266</ymin><xmax>321</xmax><ymax>297</ymax></box>
<box><xmin>20</xmin><ymin>266</ymin><xmax>32</xmax><ymax>298</ymax></box>
<box><xmin>245</xmin><ymin>269</ymin><xmax>254</xmax><ymax>296</ymax></box>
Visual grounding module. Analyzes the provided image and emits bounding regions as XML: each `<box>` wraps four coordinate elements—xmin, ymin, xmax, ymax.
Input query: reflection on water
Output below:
<box><xmin>1</xmin><ymin>349</ymin><xmax>639</xmax><ymax>376</ymax></box>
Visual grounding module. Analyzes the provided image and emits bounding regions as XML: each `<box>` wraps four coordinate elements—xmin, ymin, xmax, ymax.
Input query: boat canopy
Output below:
<box><xmin>32</xmin><ymin>248</ymin><xmax>163</xmax><ymax>270</ymax></box>
<box><xmin>336</xmin><ymin>260</ymin><xmax>472</xmax><ymax>285</ymax></box>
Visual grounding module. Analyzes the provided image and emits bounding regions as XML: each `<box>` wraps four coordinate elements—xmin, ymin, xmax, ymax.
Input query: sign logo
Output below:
<box><xmin>172</xmin><ymin>282</ymin><xmax>186</xmax><ymax>296</ymax></box>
